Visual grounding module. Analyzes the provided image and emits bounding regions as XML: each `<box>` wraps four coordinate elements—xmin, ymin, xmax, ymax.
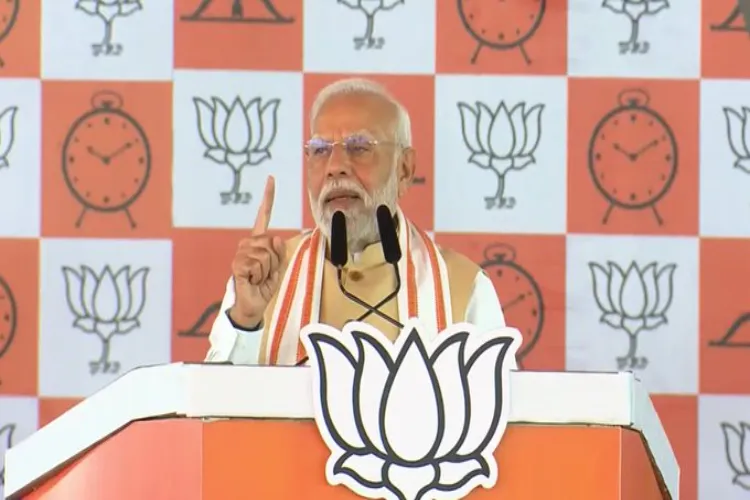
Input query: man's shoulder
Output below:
<box><xmin>436</xmin><ymin>245</ymin><xmax>484</xmax><ymax>281</ymax></box>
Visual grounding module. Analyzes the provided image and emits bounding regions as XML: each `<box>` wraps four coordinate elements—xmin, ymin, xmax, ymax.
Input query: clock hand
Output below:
<box><xmin>612</xmin><ymin>143</ymin><xmax>635</xmax><ymax>159</ymax></box>
<box><xmin>633</xmin><ymin>139</ymin><xmax>659</xmax><ymax>158</ymax></box>
<box><xmin>503</xmin><ymin>293</ymin><xmax>526</xmax><ymax>310</ymax></box>
<box><xmin>86</xmin><ymin>146</ymin><xmax>107</xmax><ymax>162</ymax></box>
<box><xmin>107</xmin><ymin>142</ymin><xmax>132</xmax><ymax>160</ymax></box>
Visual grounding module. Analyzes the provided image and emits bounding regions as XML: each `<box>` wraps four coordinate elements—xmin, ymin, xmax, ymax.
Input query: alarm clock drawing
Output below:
<box><xmin>458</xmin><ymin>0</ymin><xmax>545</xmax><ymax>65</ymax></box>
<box><xmin>588</xmin><ymin>88</ymin><xmax>677</xmax><ymax>226</ymax></box>
<box><xmin>61</xmin><ymin>91</ymin><xmax>151</xmax><ymax>229</ymax></box>
<box><xmin>0</xmin><ymin>0</ymin><xmax>19</xmax><ymax>68</ymax></box>
<box><xmin>480</xmin><ymin>243</ymin><xmax>544</xmax><ymax>369</ymax></box>
<box><xmin>0</xmin><ymin>275</ymin><xmax>17</xmax><ymax>360</ymax></box>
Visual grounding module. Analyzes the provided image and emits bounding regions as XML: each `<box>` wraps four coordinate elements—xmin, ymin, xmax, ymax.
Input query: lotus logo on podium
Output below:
<box><xmin>300</xmin><ymin>319</ymin><xmax>521</xmax><ymax>500</ymax></box>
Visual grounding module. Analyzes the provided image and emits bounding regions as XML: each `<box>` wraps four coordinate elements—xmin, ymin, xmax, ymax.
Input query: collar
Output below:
<box><xmin>321</xmin><ymin>211</ymin><xmax>401</xmax><ymax>270</ymax></box>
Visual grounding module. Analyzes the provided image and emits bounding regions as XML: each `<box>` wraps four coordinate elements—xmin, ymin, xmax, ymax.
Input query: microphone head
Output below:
<box><xmin>376</xmin><ymin>205</ymin><xmax>401</xmax><ymax>264</ymax></box>
<box><xmin>330</xmin><ymin>211</ymin><xmax>348</xmax><ymax>268</ymax></box>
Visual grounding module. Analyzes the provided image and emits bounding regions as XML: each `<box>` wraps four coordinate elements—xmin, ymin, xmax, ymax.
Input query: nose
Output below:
<box><xmin>323</xmin><ymin>146</ymin><xmax>353</xmax><ymax>179</ymax></box>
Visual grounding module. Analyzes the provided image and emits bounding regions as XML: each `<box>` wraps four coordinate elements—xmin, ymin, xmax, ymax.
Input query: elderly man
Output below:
<box><xmin>205</xmin><ymin>78</ymin><xmax>507</xmax><ymax>366</ymax></box>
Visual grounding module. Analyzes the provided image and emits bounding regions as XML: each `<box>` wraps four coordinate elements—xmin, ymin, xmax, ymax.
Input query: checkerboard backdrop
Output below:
<box><xmin>1</xmin><ymin>0</ymin><xmax>750</xmax><ymax>497</ymax></box>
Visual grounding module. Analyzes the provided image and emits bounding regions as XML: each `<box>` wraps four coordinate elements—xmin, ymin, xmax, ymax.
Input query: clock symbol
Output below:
<box><xmin>480</xmin><ymin>243</ymin><xmax>544</xmax><ymax>369</ymax></box>
<box><xmin>0</xmin><ymin>0</ymin><xmax>19</xmax><ymax>68</ymax></box>
<box><xmin>61</xmin><ymin>91</ymin><xmax>151</xmax><ymax>229</ymax></box>
<box><xmin>0</xmin><ymin>275</ymin><xmax>17</xmax><ymax>360</ymax></box>
<box><xmin>177</xmin><ymin>301</ymin><xmax>220</xmax><ymax>338</ymax></box>
<box><xmin>458</xmin><ymin>0</ymin><xmax>545</xmax><ymax>65</ymax></box>
<box><xmin>588</xmin><ymin>88</ymin><xmax>677</xmax><ymax>226</ymax></box>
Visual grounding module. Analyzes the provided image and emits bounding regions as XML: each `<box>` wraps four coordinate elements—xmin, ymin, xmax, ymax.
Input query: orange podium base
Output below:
<box><xmin>22</xmin><ymin>418</ymin><xmax>667</xmax><ymax>500</ymax></box>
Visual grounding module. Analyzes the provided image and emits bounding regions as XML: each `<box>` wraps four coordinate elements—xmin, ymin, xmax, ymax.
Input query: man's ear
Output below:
<box><xmin>397</xmin><ymin>148</ymin><xmax>416</xmax><ymax>197</ymax></box>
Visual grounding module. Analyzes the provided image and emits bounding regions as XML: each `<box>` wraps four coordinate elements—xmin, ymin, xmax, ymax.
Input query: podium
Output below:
<box><xmin>4</xmin><ymin>364</ymin><xmax>679</xmax><ymax>500</ymax></box>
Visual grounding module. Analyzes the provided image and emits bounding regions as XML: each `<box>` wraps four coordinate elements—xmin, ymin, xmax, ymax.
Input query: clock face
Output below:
<box><xmin>0</xmin><ymin>276</ymin><xmax>16</xmax><ymax>359</ymax></box>
<box><xmin>589</xmin><ymin>108</ymin><xmax>677</xmax><ymax>208</ymax></box>
<box><xmin>458</xmin><ymin>0</ymin><xmax>544</xmax><ymax>48</ymax></box>
<box><xmin>0</xmin><ymin>0</ymin><xmax>19</xmax><ymax>41</ymax></box>
<box><xmin>486</xmin><ymin>261</ymin><xmax>543</xmax><ymax>357</ymax></box>
<box><xmin>62</xmin><ymin>109</ymin><xmax>150</xmax><ymax>212</ymax></box>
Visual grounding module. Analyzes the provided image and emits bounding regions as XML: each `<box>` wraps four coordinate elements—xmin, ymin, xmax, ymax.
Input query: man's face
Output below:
<box><xmin>306</xmin><ymin>92</ymin><xmax>414</xmax><ymax>247</ymax></box>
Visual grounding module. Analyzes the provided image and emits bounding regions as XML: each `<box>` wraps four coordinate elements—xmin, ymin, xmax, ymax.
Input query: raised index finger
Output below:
<box><xmin>252</xmin><ymin>176</ymin><xmax>275</xmax><ymax>235</ymax></box>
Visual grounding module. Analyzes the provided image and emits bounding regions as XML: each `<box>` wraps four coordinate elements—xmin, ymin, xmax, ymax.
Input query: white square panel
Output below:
<box><xmin>434</xmin><ymin>75</ymin><xmax>568</xmax><ymax>234</ymax></box>
<box><xmin>303</xmin><ymin>0</ymin><xmax>435</xmax><ymax>74</ymax></box>
<box><xmin>699</xmin><ymin>79</ymin><xmax>750</xmax><ymax>238</ymax></box>
<box><xmin>0</xmin><ymin>79</ymin><xmax>41</xmax><ymax>238</ymax></box>
<box><xmin>0</xmin><ymin>396</ymin><xmax>38</xmax><ymax>498</ymax></box>
<box><xmin>568</xmin><ymin>0</ymin><xmax>700</xmax><ymax>78</ymax></box>
<box><xmin>39</xmin><ymin>238</ymin><xmax>172</xmax><ymax>398</ymax></box>
<box><xmin>41</xmin><ymin>0</ymin><xmax>174</xmax><ymax>80</ymax></box>
<box><xmin>172</xmin><ymin>70</ymin><xmax>303</xmax><ymax>230</ymax></box>
<box><xmin>698</xmin><ymin>395</ymin><xmax>750</xmax><ymax>499</ymax></box>
<box><xmin>565</xmin><ymin>234</ymin><xmax>699</xmax><ymax>394</ymax></box>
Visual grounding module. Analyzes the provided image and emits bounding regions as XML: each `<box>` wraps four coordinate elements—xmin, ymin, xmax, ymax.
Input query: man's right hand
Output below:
<box><xmin>229</xmin><ymin>176</ymin><xmax>286</xmax><ymax>329</ymax></box>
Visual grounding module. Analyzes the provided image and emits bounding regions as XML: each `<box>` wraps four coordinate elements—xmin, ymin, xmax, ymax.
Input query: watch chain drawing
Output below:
<box><xmin>711</xmin><ymin>0</ymin><xmax>750</xmax><ymax>33</ymax></box>
<box><xmin>180</xmin><ymin>0</ymin><xmax>294</xmax><ymax>23</ymax></box>
<box><xmin>0</xmin><ymin>275</ymin><xmax>17</xmax><ymax>388</ymax></box>
<box><xmin>62</xmin><ymin>91</ymin><xmax>151</xmax><ymax>229</ymax></box>
<box><xmin>588</xmin><ymin>89</ymin><xmax>677</xmax><ymax>226</ymax></box>
<box><xmin>62</xmin><ymin>264</ymin><xmax>149</xmax><ymax>375</ymax></box>
<box><xmin>75</xmin><ymin>0</ymin><xmax>143</xmax><ymax>56</ymax></box>
<box><xmin>193</xmin><ymin>95</ymin><xmax>280</xmax><ymax>205</ymax></box>
<box><xmin>0</xmin><ymin>0</ymin><xmax>19</xmax><ymax>68</ymax></box>
<box><xmin>721</xmin><ymin>421</ymin><xmax>750</xmax><ymax>490</ymax></box>
<box><xmin>723</xmin><ymin>107</ymin><xmax>750</xmax><ymax>175</ymax></box>
<box><xmin>336</xmin><ymin>0</ymin><xmax>404</xmax><ymax>50</ymax></box>
<box><xmin>177</xmin><ymin>301</ymin><xmax>220</xmax><ymax>338</ymax></box>
<box><xmin>458</xmin><ymin>100</ymin><xmax>544</xmax><ymax>209</ymax></box>
<box><xmin>589</xmin><ymin>260</ymin><xmax>676</xmax><ymax>370</ymax></box>
<box><xmin>457</xmin><ymin>0</ymin><xmax>545</xmax><ymax>65</ymax></box>
<box><xmin>0</xmin><ymin>106</ymin><xmax>17</xmax><ymax>169</ymax></box>
<box><xmin>0</xmin><ymin>423</ymin><xmax>14</xmax><ymax>486</ymax></box>
<box><xmin>479</xmin><ymin>244</ymin><xmax>543</xmax><ymax>369</ymax></box>
<box><xmin>601</xmin><ymin>0</ymin><xmax>669</xmax><ymax>55</ymax></box>
<box><xmin>709</xmin><ymin>312</ymin><xmax>750</xmax><ymax>348</ymax></box>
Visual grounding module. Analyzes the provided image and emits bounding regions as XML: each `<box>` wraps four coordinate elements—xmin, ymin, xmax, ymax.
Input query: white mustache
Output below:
<box><xmin>318</xmin><ymin>179</ymin><xmax>371</xmax><ymax>207</ymax></box>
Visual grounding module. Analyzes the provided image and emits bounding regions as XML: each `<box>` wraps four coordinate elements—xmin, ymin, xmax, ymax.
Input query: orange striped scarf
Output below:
<box><xmin>264</xmin><ymin>207</ymin><xmax>452</xmax><ymax>365</ymax></box>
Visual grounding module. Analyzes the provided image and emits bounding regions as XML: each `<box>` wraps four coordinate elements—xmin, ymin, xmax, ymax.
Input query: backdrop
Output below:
<box><xmin>0</xmin><ymin>0</ymin><xmax>749</xmax><ymax>498</ymax></box>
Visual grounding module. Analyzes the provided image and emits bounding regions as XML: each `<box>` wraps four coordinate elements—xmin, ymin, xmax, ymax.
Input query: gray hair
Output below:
<box><xmin>309</xmin><ymin>78</ymin><xmax>412</xmax><ymax>147</ymax></box>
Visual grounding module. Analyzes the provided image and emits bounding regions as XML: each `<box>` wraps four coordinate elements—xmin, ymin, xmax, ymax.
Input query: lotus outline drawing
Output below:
<box><xmin>0</xmin><ymin>106</ymin><xmax>17</xmax><ymax>169</ymax></box>
<box><xmin>75</xmin><ymin>0</ymin><xmax>143</xmax><ymax>56</ymax></box>
<box><xmin>300</xmin><ymin>318</ymin><xmax>522</xmax><ymax>500</ymax></box>
<box><xmin>336</xmin><ymin>0</ymin><xmax>405</xmax><ymax>50</ymax></box>
<box><xmin>458</xmin><ymin>100</ymin><xmax>544</xmax><ymax>210</ymax></box>
<box><xmin>723</xmin><ymin>106</ymin><xmax>750</xmax><ymax>175</ymax></box>
<box><xmin>0</xmin><ymin>423</ymin><xmax>14</xmax><ymax>486</ymax></box>
<box><xmin>589</xmin><ymin>260</ymin><xmax>676</xmax><ymax>371</ymax></box>
<box><xmin>193</xmin><ymin>95</ymin><xmax>280</xmax><ymax>205</ymax></box>
<box><xmin>62</xmin><ymin>264</ymin><xmax>149</xmax><ymax>375</ymax></box>
<box><xmin>721</xmin><ymin>421</ymin><xmax>750</xmax><ymax>490</ymax></box>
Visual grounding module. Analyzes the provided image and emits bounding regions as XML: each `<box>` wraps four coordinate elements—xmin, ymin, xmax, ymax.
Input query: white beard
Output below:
<box><xmin>309</xmin><ymin>170</ymin><xmax>399</xmax><ymax>255</ymax></box>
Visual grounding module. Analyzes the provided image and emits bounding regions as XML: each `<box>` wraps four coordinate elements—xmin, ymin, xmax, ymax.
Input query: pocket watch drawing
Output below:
<box><xmin>0</xmin><ymin>275</ymin><xmax>17</xmax><ymax>360</ymax></box>
<box><xmin>588</xmin><ymin>88</ymin><xmax>677</xmax><ymax>226</ymax></box>
<box><xmin>0</xmin><ymin>0</ymin><xmax>19</xmax><ymax>68</ymax></box>
<box><xmin>458</xmin><ymin>0</ymin><xmax>545</xmax><ymax>65</ymax></box>
<box><xmin>62</xmin><ymin>91</ymin><xmax>151</xmax><ymax>229</ymax></box>
<box><xmin>177</xmin><ymin>301</ymin><xmax>220</xmax><ymax>338</ymax></box>
<box><xmin>480</xmin><ymin>243</ymin><xmax>544</xmax><ymax>369</ymax></box>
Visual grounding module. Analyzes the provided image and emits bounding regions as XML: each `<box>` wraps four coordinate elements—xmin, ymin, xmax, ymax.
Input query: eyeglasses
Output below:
<box><xmin>304</xmin><ymin>134</ymin><xmax>403</xmax><ymax>165</ymax></box>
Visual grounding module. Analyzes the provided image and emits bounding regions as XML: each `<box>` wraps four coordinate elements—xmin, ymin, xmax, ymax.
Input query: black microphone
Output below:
<box><xmin>294</xmin><ymin>208</ymin><xmax>403</xmax><ymax>367</ymax></box>
<box><xmin>354</xmin><ymin>206</ymin><xmax>403</xmax><ymax>325</ymax></box>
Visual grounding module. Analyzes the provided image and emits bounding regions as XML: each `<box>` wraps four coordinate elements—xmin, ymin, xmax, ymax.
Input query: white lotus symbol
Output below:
<box><xmin>193</xmin><ymin>96</ymin><xmax>280</xmax><ymax>204</ymax></box>
<box><xmin>721</xmin><ymin>421</ymin><xmax>750</xmax><ymax>490</ymax></box>
<box><xmin>301</xmin><ymin>320</ymin><xmax>521</xmax><ymax>500</ymax></box>
<box><xmin>589</xmin><ymin>261</ymin><xmax>676</xmax><ymax>370</ymax></box>
<box><xmin>0</xmin><ymin>106</ymin><xmax>17</xmax><ymax>169</ymax></box>
<box><xmin>723</xmin><ymin>107</ymin><xmax>750</xmax><ymax>174</ymax></box>
<box><xmin>62</xmin><ymin>265</ymin><xmax>149</xmax><ymax>375</ymax></box>
<box><xmin>457</xmin><ymin>101</ymin><xmax>544</xmax><ymax>209</ymax></box>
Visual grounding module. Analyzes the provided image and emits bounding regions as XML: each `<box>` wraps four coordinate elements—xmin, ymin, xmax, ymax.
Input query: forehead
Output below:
<box><xmin>312</xmin><ymin>92</ymin><xmax>397</xmax><ymax>138</ymax></box>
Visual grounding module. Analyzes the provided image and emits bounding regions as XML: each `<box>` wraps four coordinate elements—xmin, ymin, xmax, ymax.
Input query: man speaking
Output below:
<box><xmin>205</xmin><ymin>78</ymin><xmax>507</xmax><ymax>366</ymax></box>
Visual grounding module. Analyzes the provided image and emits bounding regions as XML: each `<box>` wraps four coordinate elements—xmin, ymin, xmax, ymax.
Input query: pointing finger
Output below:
<box><xmin>252</xmin><ymin>176</ymin><xmax>275</xmax><ymax>235</ymax></box>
